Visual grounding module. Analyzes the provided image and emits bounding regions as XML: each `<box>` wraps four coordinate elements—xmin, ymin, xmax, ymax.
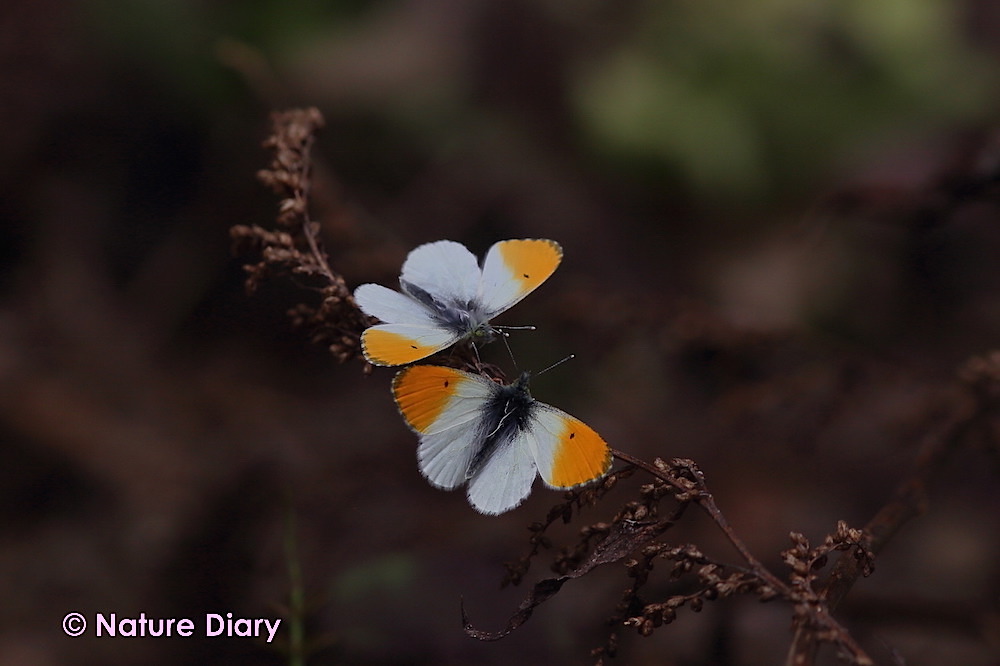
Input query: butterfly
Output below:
<box><xmin>354</xmin><ymin>239</ymin><xmax>562</xmax><ymax>366</ymax></box>
<box><xmin>391</xmin><ymin>364</ymin><xmax>613</xmax><ymax>515</ymax></box>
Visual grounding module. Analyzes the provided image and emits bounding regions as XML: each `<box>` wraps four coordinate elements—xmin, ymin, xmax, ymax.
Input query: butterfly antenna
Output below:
<box><xmin>499</xmin><ymin>328</ymin><xmax>520</xmax><ymax>370</ymax></box>
<box><xmin>493</xmin><ymin>325</ymin><xmax>537</xmax><ymax>331</ymax></box>
<box><xmin>535</xmin><ymin>354</ymin><xmax>575</xmax><ymax>377</ymax></box>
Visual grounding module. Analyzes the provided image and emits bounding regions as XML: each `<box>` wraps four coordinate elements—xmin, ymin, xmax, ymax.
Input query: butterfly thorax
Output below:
<box><xmin>400</xmin><ymin>280</ymin><xmax>494</xmax><ymax>339</ymax></box>
<box><xmin>467</xmin><ymin>373</ymin><xmax>535</xmax><ymax>478</ymax></box>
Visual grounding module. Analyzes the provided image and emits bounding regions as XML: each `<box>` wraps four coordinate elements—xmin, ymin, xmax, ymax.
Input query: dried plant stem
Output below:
<box><xmin>263</xmin><ymin>108</ymin><xmax>336</xmax><ymax>283</ymax></box>
<box><xmin>288</xmin><ymin>131</ymin><xmax>338</xmax><ymax>287</ymax></box>
<box><xmin>302</xmin><ymin>218</ymin><xmax>337</xmax><ymax>285</ymax></box>
<box><xmin>611</xmin><ymin>448</ymin><xmax>875</xmax><ymax>664</ymax></box>
<box><xmin>610</xmin><ymin>448</ymin><xmax>791</xmax><ymax>596</ymax></box>
<box><xmin>238</xmin><ymin>108</ymin><xmax>371</xmax><ymax>363</ymax></box>
<box><xmin>785</xmin><ymin>386</ymin><xmax>981</xmax><ymax>666</ymax></box>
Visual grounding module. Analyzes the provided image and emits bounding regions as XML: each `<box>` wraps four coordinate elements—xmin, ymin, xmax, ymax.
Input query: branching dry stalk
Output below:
<box><xmin>786</xmin><ymin>352</ymin><xmax>1000</xmax><ymax>665</ymax></box>
<box><xmin>231</xmin><ymin>107</ymin><xmax>370</xmax><ymax>363</ymax></box>
<box><xmin>469</xmin><ymin>453</ymin><xmax>877</xmax><ymax>664</ymax></box>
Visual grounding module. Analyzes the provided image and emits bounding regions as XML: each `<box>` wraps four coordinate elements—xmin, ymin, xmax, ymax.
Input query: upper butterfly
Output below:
<box><xmin>354</xmin><ymin>239</ymin><xmax>563</xmax><ymax>366</ymax></box>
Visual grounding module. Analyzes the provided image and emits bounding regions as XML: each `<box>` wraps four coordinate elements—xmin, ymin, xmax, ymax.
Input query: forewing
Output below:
<box><xmin>479</xmin><ymin>239</ymin><xmax>562</xmax><ymax>317</ymax></box>
<box><xmin>354</xmin><ymin>283</ymin><xmax>436</xmax><ymax>326</ymax></box>
<box><xmin>527</xmin><ymin>403</ymin><xmax>612</xmax><ymax>490</ymax></box>
<box><xmin>392</xmin><ymin>366</ymin><xmax>495</xmax><ymax>490</ymax></box>
<box><xmin>400</xmin><ymin>240</ymin><xmax>481</xmax><ymax>307</ymax></box>
<box><xmin>362</xmin><ymin>324</ymin><xmax>459</xmax><ymax>366</ymax></box>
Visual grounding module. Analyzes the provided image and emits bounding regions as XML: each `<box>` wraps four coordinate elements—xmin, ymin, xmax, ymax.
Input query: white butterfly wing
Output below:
<box><xmin>401</xmin><ymin>240</ymin><xmax>482</xmax><ymax>307</ymax></box>
<box><xmin>466</xmin><ymin>435</ymin><xmax>538</xmax><ymax>515</ymax></box>
<box><xmin>393</xmin><ymin>366</ymin><xmax>495</xmax><ymax>490</ymax></box>
<box><xmin>354</xmin><ymin>283</ymin><xmax>437</xmax><ymax>325</ymax></box>
<box><xmin>526</xmin><ymin>403</ymin><xmax>612</xmax><ymax>490</ymax></box>
<box><xmin>479</xmin><ymin>239</ymin><xmax>563</xmax><ymax>317</ymax></box>
<box><xmin>416</xmin><ymin>425</ymin><xmax>482</xmax><ymax>490</ymax></box>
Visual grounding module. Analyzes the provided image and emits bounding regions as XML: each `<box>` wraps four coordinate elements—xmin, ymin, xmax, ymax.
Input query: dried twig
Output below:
<box><xmin>467</xmin><ymin>451</ymin><xmax>876</xmax><ymax>664</ymax></box>
<box><xmin>785</xmin><ymin>353</ymin><xmax>1000</xmax><ymax>665</ymax></box>
<box><xmin>232</xmin><ymin>107</ymin><xmax>370</xmax><ymax>363</ymax></box>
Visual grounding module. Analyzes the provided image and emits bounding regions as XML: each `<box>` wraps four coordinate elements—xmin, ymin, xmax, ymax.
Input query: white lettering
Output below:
<box><xmin>233</xmin><ymin>618</ymin><xmax>252</xmax><ymax>637</ymax></box>
<box><xmin>205</xmin><ymin>613</ymin><xmax>224</xmax><ymax>636</ymax></box>
<box><xmin>90</xmin><ymin>611</ymin><xmax>277</xmax><ymax>640</ymax></box>
<box><xmin>96</xmin><ymin>613</ymin><xmax>115</xmax><ymax>636</ymax></box>
<box><xmin>177</xmin><ymin>618</ymin><xmax>194</xmax><ymax>636</ymax></box>
<box><xmin>120</xmin><ymin>617</ymin><xmax>138</xmax><ymax>637</ymax></box>
<box><xmin>262</xmin><ymin>618</ymin><xmax>281</xmax><ymax>643</ymax></box>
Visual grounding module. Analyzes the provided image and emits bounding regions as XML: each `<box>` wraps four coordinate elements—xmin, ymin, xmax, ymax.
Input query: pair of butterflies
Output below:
<box><xmin>355</xmin><ymin>239</ymin><xmax>612</xmax><ymax>515</ymax></box>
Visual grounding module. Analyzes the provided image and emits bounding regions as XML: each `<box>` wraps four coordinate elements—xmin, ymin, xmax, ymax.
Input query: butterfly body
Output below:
<box><xmin>466</xmin><ymin>372</ymin><xmax>534</xmax><ymax>476</ymax></box>
<box><xmin>398</xmin><ymin>279</ymin><xmax>493</xmax><ymax>343</ymax></box>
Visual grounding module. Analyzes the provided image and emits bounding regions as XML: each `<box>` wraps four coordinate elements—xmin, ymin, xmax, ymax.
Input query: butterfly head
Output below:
<box><xmin>470</xmin><ymin>323</ymin><xmax>500</xmax><ymax>343</ymax></box>
<box><xmin>512</xmin><ymin>371</ymin><xmax>533</xmax><ymax>395</ymax></box>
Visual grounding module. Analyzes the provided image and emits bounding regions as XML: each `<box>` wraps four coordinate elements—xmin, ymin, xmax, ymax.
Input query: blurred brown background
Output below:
<box><xmin>2</xmin><ymin>1</ymin><xmax>1000</xmax><ymax>664</ymax></box>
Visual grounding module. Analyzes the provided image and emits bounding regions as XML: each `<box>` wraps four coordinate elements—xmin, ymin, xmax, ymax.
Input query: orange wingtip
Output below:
<box><xmin>547</xmin><ymin>418</ymin><xmax>612</xmax><ymax>489</ymax></box>
<box><xmin>391</xmin><ymin>365</ymin><xmax>465</xmax><ymax>433</ymax></box>
<box><xmin>498</xmin><ymin>239</ymin><xmax>563</xmax><ymax>293</ymax></box>
<box><xmin>362</xmin><ymin>328</ymin><xmax>441</xmax><ymax>366</ymax></box>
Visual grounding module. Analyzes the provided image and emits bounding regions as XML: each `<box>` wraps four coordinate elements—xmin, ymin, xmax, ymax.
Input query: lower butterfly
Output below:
<box><xmin>392</xmin><ymin>365</ymin><xmax>613</xmax><ymax>515</ymax></box>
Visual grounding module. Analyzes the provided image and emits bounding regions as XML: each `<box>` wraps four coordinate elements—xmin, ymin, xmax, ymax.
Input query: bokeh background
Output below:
<box><xmin>2</xmin><ymin>1</ymin><xmax>1000</xmax><ymax>664</ymax></box>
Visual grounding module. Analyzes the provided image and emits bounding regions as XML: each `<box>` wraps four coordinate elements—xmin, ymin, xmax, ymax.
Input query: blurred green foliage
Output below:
<box><xmin>332</xmin><ymin>551</ymin><xmax>417</xmax><ymax>601</ymax></box>
<box><xmin>575</xmin><ymin>0</ymin><xmax>997</xmax><ymax>200</ymax></box>
<box><xmin>80</xmin><ymin>0</ymin><xmax>1000</xmax><ymax>205</ymax></box>
<box><xmin>82</xmin><ymin>0</ymin><xmax>379</xmax><ymax>105</ymax></box>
